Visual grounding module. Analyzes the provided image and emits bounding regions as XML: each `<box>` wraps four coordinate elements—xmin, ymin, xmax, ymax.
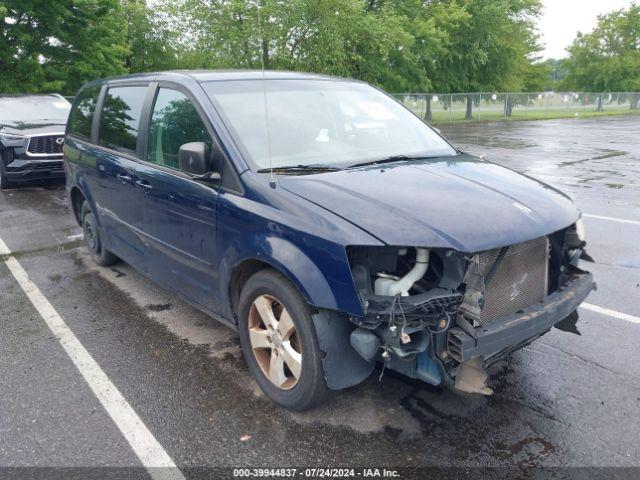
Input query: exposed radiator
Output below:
<box><xmin>476</xmin><ymin>236</ymin><xmax>549</xmax><ymax>325</ymax></box>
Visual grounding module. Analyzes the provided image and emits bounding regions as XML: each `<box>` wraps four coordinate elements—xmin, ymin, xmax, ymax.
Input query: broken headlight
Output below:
<box><xmin>347</xmin><ymin>246</ymin><xmax>466</xmax><ymax>328</ymax></box>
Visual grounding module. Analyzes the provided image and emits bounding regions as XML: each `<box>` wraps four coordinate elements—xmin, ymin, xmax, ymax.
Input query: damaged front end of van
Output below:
<box><xmin>341</xmin><ymin>221</ymin><xmax>594</xmax><ymax>394</ymax></box>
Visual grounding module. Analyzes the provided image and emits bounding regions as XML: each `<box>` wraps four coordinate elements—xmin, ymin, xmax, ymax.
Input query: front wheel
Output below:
<box><xmin>238</xmin><ymin>269</ymin><xmax>328</xmax><ymax>411</ymax></box>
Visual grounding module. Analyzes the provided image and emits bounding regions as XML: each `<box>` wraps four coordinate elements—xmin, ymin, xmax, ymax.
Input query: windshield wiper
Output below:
<box><xmin>346</xmin><ymin>154</ymin><xmax>439</xmax><ymax>169</ymax></box>
<box><xmin>257</xmin><ymin>164</ymin><xmax>340</xmax><ymax>174</ymax></box>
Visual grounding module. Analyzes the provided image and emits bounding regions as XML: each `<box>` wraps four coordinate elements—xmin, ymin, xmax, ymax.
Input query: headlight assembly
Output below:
<box><xmin>0</xmin><ymin>131</ymin><xmax>27</xmax><ymax>146</ymax></box>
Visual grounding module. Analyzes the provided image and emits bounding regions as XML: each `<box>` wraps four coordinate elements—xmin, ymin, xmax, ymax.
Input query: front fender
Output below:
<box><xmin>216</xmin><ymin>185</ymin><xmax>383</xmax><ymax>323</ymax></box>
<box><xmin>219</xmin><ymin>233</ymin><xmax>364</xmax><ymax>321</ymax></box>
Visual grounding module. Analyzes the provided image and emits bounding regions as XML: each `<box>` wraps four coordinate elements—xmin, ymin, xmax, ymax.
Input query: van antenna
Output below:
<box><xmin>256</xmin><ymin>1</ymin><xmax>275</xmax><ymax>187</ymax></box>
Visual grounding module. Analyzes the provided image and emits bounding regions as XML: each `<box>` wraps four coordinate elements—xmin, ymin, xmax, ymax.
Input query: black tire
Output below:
<box><xmin>238</xmin><ymin>269</ymin><xmax>328</xmax><ymax>411</ymax></box>
<box><xmin>80</xmin><ymin>201</ymin><xmax>119</xmax><ymax>267</ymax></box>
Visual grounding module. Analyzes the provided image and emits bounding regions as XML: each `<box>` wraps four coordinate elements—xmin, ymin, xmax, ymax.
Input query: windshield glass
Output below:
<box><xmin>203</xmin><ymin>79</ymin><xmax>456</xmax><ymax>170</ymax></box>
<box><xmin>0</xmin><ymin>96</ymin><xmax>71</xmax><ymax>122</ymax></box>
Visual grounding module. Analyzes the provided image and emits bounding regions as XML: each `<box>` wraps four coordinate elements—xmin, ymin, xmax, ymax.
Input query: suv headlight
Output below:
<box><xmin>0</xmin><ymin>131</ymin><xmax>27</xmax><ymax>146</ymax></box>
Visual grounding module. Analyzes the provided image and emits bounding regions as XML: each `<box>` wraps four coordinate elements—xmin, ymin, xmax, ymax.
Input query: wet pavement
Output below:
<box><xmin>1</xmin><ymin>115</ymin><xmax>639</xmax><ymax>476</ymax></box>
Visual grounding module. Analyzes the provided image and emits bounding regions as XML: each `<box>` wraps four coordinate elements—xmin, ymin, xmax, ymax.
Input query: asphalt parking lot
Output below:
<box><xmin>1</xmin><ymin>115</ymin><xmax>639</xmax><ymax>477</ymax></box>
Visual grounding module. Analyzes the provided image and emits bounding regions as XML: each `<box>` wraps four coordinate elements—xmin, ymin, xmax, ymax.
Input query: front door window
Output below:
<box><xmin>147</xmin><ymin>88</ymin><xmax>212</xmax><ymax>170</ymax></box>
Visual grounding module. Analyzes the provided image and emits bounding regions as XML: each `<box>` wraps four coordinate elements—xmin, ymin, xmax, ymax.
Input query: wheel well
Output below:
<box><xmin>229</xmin><ymin>259</ymin><xmax>272</xmax><ymax>320</ymax></box>
<box><xmin>70</xmin><ymin>187</ymin><xmax>86</xmax><ymax>225</ymax></box>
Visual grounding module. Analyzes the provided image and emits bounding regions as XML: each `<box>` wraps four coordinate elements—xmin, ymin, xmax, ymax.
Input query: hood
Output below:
<box><xmin>1</xmin><ymin>120</ymin><xmax>67</xmax><ymax>136</ymax></box>
<box><xmin>279</xmin><ymin>154</ymin><xmax>579</xmax><ymax>253</ymax></box>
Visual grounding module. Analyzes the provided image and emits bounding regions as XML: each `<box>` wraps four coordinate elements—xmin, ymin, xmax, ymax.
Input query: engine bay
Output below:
<box><xmin>345</xmin><ymin>221</ymin><xmax>593</xmax><ymax>394</ymax></box>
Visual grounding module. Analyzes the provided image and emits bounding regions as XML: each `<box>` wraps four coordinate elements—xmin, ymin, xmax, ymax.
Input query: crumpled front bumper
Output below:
<box><xmin>447</xmin><ymin>271</ymin><xmax>595</xmax><ymax>363</ymax></box>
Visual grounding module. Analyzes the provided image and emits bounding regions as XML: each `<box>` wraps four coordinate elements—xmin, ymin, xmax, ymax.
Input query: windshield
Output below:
<box><xmin>203</xmin><ymin>79</ymin><xmax>456</xmax><ymax>170</ymax></box>
<box><xmin>0</xmin><ymin>96</ymin><xmax>71</xmax><ymax>123</ymax></box>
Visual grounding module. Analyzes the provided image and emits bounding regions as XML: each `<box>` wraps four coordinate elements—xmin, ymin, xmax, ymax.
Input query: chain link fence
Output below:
<box><xmin>393</xmin><ymin>92</ymin><xmax>640</xmax><ymax>125</ymax></box>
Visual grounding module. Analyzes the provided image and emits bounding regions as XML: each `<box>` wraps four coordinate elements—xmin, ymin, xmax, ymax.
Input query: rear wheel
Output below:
<box><xmin>81</xmin><ymin>201</ymin><xmax>119</xmax><ymax>266</ymax></box>
<box><xmin>238</xmin><ymin>269</ymin><xmax>327</xmax><ymax>411</ymax></box>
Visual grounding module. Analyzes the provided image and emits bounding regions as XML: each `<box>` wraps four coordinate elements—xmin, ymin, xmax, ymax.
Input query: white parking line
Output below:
<box><xmin>583</xmin><ymin>213</ymin><xmax>640</xmax><ymax>226</ymax></box>
<box><xmin>581</xmin><ymin>303</ymin><xmax>640</xmax><ymax>325</ymax></box>
<box><xmin>0</xmin><ymin>238</ymin><xmax>185</xmax><ymax>480</ymax></box>
<box><xmin>66</xmin><ymin>233</ymin><xmax>84</xmax><ymax>241</ymax></box>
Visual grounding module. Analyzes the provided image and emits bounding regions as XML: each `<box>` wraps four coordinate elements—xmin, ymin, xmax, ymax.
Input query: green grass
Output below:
<box><xmin>403</xmin><ymin>105</ymin><xmax>640</xmax><ymax>125</ymax></box>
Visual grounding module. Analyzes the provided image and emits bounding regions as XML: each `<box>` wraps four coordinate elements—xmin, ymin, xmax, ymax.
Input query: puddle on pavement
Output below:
<box><xmin>559</xmin><ymin>150</ymin><xmax>626</xmax><ymax>167</ymax></box>
<box><xmin>592</xmin><ymin>150</ymin><xmax>627</xmax><ymax>160</ymax></box>
<box><xmin>475</xmin><ymin>137</ymin><xmax>536</xmax><ymax>149</ymax></box>
<box><xmin>493</xmin><ymin>436</ymin><xmax>555</xmax><ymax>467</ymax></box>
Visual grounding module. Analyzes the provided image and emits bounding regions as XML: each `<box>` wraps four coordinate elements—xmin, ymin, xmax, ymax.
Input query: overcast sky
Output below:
<box><xmin>538</xmin><ymin>0</ymin><xmax>634</xmax><ymax>59</ymax></box>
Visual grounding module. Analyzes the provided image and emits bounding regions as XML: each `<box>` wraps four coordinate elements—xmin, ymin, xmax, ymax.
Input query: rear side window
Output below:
<box><xmin>99</xmin><ymin>86</ymin><xmax>147</xmax><ymax>155</ymax></box>
<box><xmin>147</xmin><ymin>88</ymin><xmax>212</xmax><ymax>170</ymax></box>
<box><xmin>68</xmin><ymin>87</ymin><xmax>101</xmax><ymax>140</ymax></box>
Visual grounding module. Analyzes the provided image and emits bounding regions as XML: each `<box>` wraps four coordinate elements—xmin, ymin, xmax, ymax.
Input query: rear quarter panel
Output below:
<box><xmin>64</xmin><ymin>136</ymin><xmax>100</xmax><ymax>225</ymax></box>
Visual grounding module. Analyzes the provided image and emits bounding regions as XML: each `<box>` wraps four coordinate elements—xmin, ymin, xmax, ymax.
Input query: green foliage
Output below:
<box><xmin>538</xmin><ymin>58</ymin><xmax>567</xmax><ymax>90</ymax></box>
<box><xmin>521</xmin><ymin>61</ymin><xmax>551</xmax><ymax>92</ymax></box>
<box><xmin>166</xmin><ymin>0</ymin><xmax>419</xmax><ymax>91</ymax></box>
<box><xmin>425</xmin><ymin>0</ymin><xmax>541</xmax><ymax>93</ymax></box>
<box><xmin>562</xmin><ymin>3</ymin><xmax>640</xmax><ymax>93</ymax></box>
<box><xmin>0</xmin><ymin>0</ymin><xmax>129</xmax><ymax>94</ymax></box>
<box><xmin>166</xmin><ymin>0</ymin><xmax>543</xmax><ymax>94</ymax></box>
<box><xmin>122</xmin><ymin>0</ymin><xmax>181</xmax><ymax>72</ymax></box>
<box><xmin>0</xmin><ymin>0</ymin><xmax>550</xmax><ymax>96</ymax></box>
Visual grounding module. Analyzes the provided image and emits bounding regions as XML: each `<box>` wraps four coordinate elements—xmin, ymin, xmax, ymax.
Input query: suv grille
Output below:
<box><xmin>477</xmin><ymin>236</ymin><xmax>549</xmax><ymax>325</ymax></box>
<box><xmin>27</xmin><ymin>135</ymin><xmax>64</xmax><ymax>155</ymax></box>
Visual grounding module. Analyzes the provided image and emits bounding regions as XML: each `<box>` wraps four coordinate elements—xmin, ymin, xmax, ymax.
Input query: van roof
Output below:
<box><xmin>175</xmin><ymin>70</ymin><xmax>353</xmax><ymax>82</ymax></box>
<box><xmin>81</xmin><ymin>69</ymin><xmax>362</xmax><ymax>89</ymax></box>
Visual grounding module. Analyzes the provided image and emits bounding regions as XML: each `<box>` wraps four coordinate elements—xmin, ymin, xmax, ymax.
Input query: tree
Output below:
<box><xmin>169</xmin><ymin>0</ymin><xmax>418</xmax><ymax>92</ymax></box>
<box><xmin>365</xmin><ymin>0</ymin><xmax>467</xmax><ymax>119</ymax></box>
<box><xmin>0</xmin><ymin>0</ymin><xmax>549</xmax><ymax>100</ymax></box>
<box><xmin>522</xmin><ymin>60</ymin><xmax>553</xmax><ymax>92</ymax></box>
<box><xmin>0</xmin><ymin>0</ymin><xmax>129</xmax><ymax>94</ymax></box>
<box><xmin>122</xmin><ymin>0</ymin><xmax>180</xmax><ymax>73</ymax></box>
<box><xmin>536</xmin><ymin>58</ymin><xmax>567</xmax><ymax>90</ymax></box>
<box><xmin>562</xmin><ymin>3</ymin><xmax>640</xmax><ymax>109</ymax></box>
<box><xmin>497</xmin><ymin>58</ymin><xmax>552</xmax><ymax>117</ymax></box>
<box><xmin>426</xmin><ymin>0</ymin><xmax>542</xmax><ymax>118</ymax></box>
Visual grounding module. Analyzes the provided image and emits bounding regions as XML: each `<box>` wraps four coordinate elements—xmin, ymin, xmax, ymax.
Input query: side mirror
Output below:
<box><xmin>179</xmin><ymin>142</ymin><xmax>213</xmax><ymax>176</ymax></box>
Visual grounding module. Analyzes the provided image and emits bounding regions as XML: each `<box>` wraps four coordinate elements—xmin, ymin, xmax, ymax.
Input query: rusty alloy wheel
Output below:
<box><xmin>247</xmin><ymin>294</ymin><xmax>303</xmax><ymax>390</ymax></box>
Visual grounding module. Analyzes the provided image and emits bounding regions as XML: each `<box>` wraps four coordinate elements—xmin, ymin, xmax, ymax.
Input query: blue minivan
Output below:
<box><xmin>65</xmin><ymin>71</ymin><xmax>594</xmax><ymax>410</ymax></box>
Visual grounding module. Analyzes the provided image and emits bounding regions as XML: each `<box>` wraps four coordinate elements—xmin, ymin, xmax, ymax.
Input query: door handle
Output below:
<box><xmin>116</xmin><ymin>173</ymin><xmax>132</xmax><ymax>184</ymax></box>
<box><xmin>134</xmin><ymin>180</ymin><xmax>153</xmax><ymax>193</ymax></box>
